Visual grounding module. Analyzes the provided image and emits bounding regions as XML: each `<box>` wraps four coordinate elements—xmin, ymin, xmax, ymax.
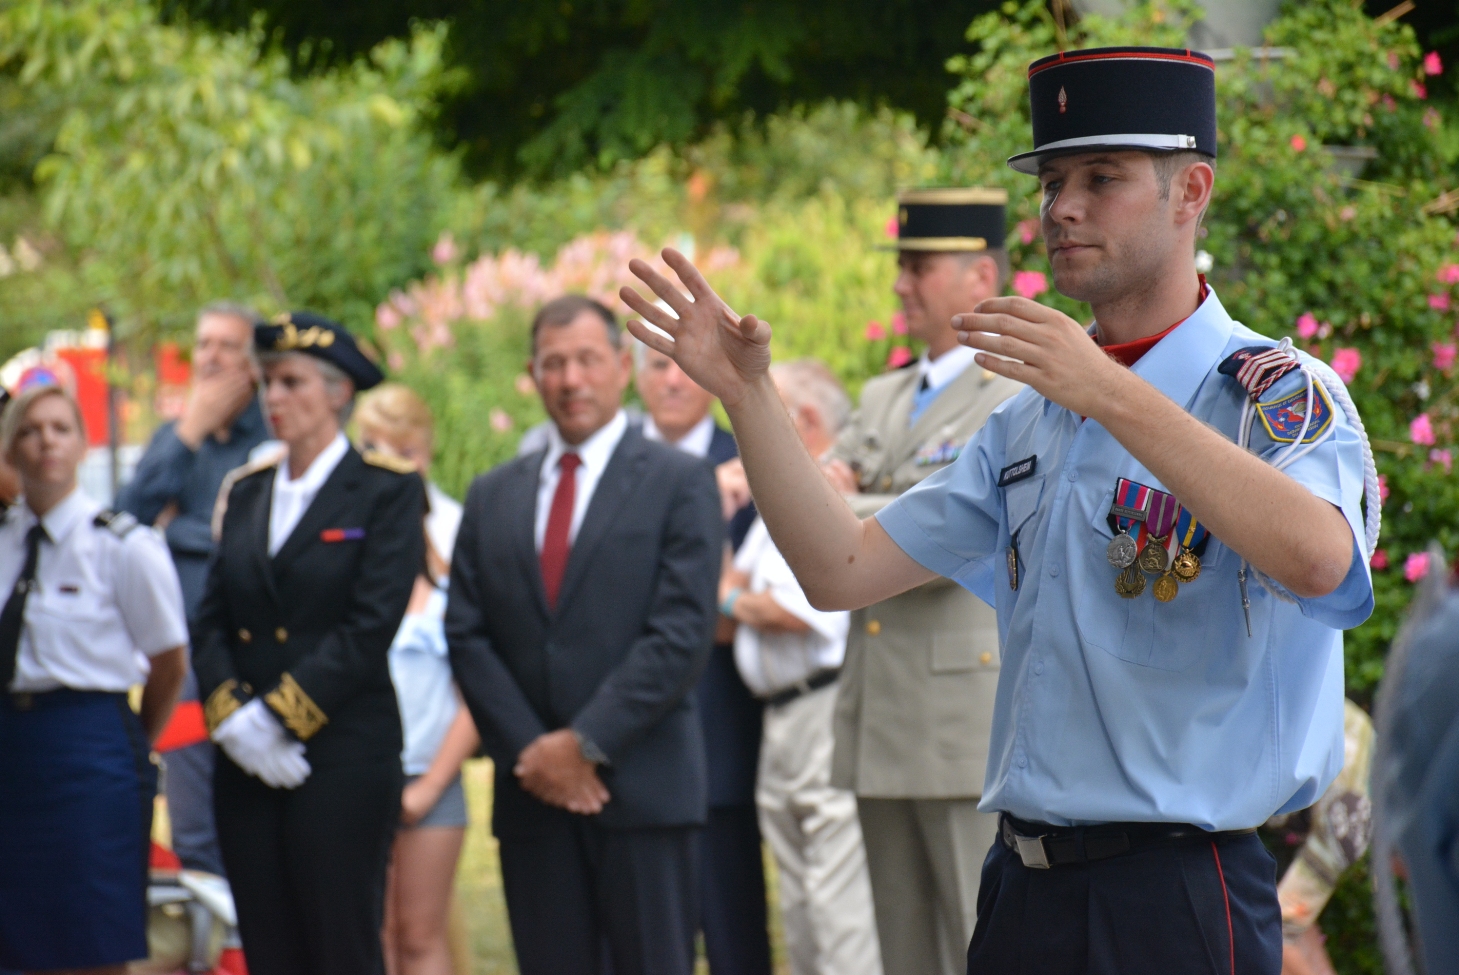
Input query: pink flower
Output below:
<box><xmin>1290</xmin><ymin>134</ymin><xmax>1307</xmax><ymax>152</ymax></box>
<box><xmin>1388</xmin><ymin>51</ymin><xmax>1402</xmax><ymax>71</ymax></box>
<box><xmin>1425</xmin><ymin>107</ymin><xmax>1442</xmax><ymax>129</ymax></box>
<box><xmin>864</xmin><ymin>320</ymin><xmax>886</xmax><ymax>341</ymax></box>
<box><xmin>1438</xmin><ymin>263</ymin><xmax>1459</xmax><ymax>284</ymax></box>
<box><xmin>891</xmin><ymin>311</ymin><xmax>908</xmax><ymax>336</ymax></box>
<box><xmin>1434</xmin><ymin>342</ymin><xmax>1457</xmax><ymax>371</ymax></box>
<box><xmin>1012</xmin><ymin>270</ymin><xmax>1048</xmax><ymax>299</ymax></box>
<box><xmin>1295</xmin><ymin>312</ymin><xmax>1320</xmax><ymax>339</ymax></box>
<box><xmin>431</xmin><ymin>233</ymin><xmax>459</xmax><ymax>266</ymax></box>
<box><xmin>1339</xmin><ymin>206</ymin><xmax>1357</xmax><ymax>221</ymax></box>
<box><xmin>1430</xmin><ymin>292</ymin><xmax>1451</xmax><ymax>311</ymax></box>
<box><xmin>1426</xmin><ymin>51</ymin><xmax>1444</xmax><ymax>76</ymax></box>
<box><xmin>1371</xmin><ymin>549</ymin><xmax>1389</xmax><ymax>571</ymax></box>
<box><xmin>1432</xmin><ymin>448</ymin><xmax>1454</xmax><ymax>473</ymax></box>
<box><xmin>1018</xmin><ymin>219</ymin><xmax>1040</xmax><ymax>245</ymax></box>
<box><xmin>885</xmin><ymin>216</ymin><xmax>900</xmax><ymax>240</ymax></box>
<box><xmin>489</xmin><ymin>408</ymin><xmax>514</xmax><ymax>433</ymax></box>
<box><xmin>1411</xmin><ymin>412</ymin><xmax>1437</xmax><ymax>446</ymax></box>
<box><xmin>1379</xmin><ymin>473</ymin><xmax>1390</xmax><ymax>503</ymax></box>
<box><xmin>375</xmin><ymin>302</ymin><xmax>402</xmax><ymax>331</ymax></box>
<box><xmin>887</xmin><ymin>346</ymin><xmax>913</xmax><ymax>369</ymax></box>
<box><xmin>1330</xmin><ymin>347</ymin><xmax>1362</xmax><ymax>383</ymax></box>
<box><xmin>1405</xmin><ymin>551</ymin><xmax>1432</xmax><ymax>583</ymax></box>
<box><xmin>1383</xmin><ymin>94</ymin><xmax>1397</xmax><ymax>112</ymax></box>
<box><xmin>1413</xmin><ymin>81</ymin><xmax>1428</xmax><ymax>100</ymax></box>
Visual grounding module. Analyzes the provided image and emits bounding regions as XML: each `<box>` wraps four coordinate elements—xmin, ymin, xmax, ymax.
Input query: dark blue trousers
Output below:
<box><xmin>967</xmin><ymin>830</ymin><xmax>1281</xmax><ymax>975</ymax></box>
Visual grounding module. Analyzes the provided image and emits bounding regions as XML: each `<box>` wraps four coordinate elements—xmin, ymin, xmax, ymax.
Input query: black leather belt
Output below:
<box><xmin>999</xmin><ymin>812</ymin><xmax>1257</xmax><ymax>869</ymax></box>
<box><xmin>764</xmin><ymin>669</ymin><xmax>840</xmax><ymax>708</ymax></box>
<box><xmin>5</xmin><ymin>688</ymin><xmax>126</xmax><ymax>711</ymax></box>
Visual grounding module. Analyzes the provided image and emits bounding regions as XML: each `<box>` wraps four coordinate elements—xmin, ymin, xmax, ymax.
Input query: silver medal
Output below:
<box><xmin>1106</xmin><ymin>532</ymin><xmax>1138</xmax><ymax>569</ymax></box>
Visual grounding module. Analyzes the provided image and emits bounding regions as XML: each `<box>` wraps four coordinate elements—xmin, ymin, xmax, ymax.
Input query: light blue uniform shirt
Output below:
<box><xmin>876</xmin><ymin>289</ymin><xmax>1373</xmax><ymax>831</ymax></box>
<box><xmin>388</xmin><ymin>587</ymin><xmax>458</xmax><ymax>776</ymax></box>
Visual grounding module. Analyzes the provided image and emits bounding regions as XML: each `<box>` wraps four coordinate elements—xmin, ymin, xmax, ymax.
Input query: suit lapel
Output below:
<box><xmin>270</xmin><ymin>448</ymin><xmax>366</xmax><ymax>573</ymax></box>
<box><xmin>244</xmin><ymin>470</ymin><xmax>281</xmax><ymax>608</ymax></box>
<box><xmin>513</xmin><ymin>452</ymin><xmax>551</xmax><ymax>618</ymax></box>
<box><xmin>554</xmin><ymin>428</ymin><xmax>647</xmax><ymax>612</ymax></box>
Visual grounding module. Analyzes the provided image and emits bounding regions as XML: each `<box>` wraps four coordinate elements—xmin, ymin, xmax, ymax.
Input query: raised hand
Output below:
<box><xmin>621</xmin><ymin>248</ymin><xmax>772</xmax><ymax>408</ymax></box>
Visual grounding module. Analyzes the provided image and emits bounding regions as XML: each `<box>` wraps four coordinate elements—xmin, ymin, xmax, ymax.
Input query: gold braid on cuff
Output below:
<box><xmin>264</xmin><ymin>673</ymin><xmax>329</xmax><ymax>741</ymax></box>
<box><xmin>204</xmin><ymin>679</ymin><xmax>244</xmax><ymax>735</ymax></box>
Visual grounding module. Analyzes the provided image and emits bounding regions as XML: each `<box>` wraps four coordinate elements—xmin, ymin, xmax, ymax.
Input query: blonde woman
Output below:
<box><xmin>358</xmin><ymin>383</ymin><xmax>478</xmax><ymax>975</ymax></box>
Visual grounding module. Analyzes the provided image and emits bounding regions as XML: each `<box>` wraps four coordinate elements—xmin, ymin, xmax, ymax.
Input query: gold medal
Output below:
<box><xmin>1153</xmin><ymin>573</ymin><xmax>1179</xmax><ymax>602</ymax></box>
<box><xmin>1138</xmin><ymin>537</ymin><xmax>1171</xmax><ymax>574</ymax></box>
<box><xmin>1172</xmin><ymin>549</ymin><xmax>1201</xmax><ymax>583</ymax></box>
<box><xmin>1115</xmin><ymin>565</ymin><xmax>1145</xmax><ymax>599</ymax></box>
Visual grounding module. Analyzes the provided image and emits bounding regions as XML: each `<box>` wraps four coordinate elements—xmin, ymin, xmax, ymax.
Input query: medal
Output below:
<box><xmin>1106</xmin><ymin>480</ymin><xmax>1152</xmax><ymax>569</ymax></box>
<box><xmin>1170</xmin><ymin>506</ymin><xmax>1210</xmax><ymax>583</ymax></box>
<box><xmin>1136</xmin><ymin>492</ymin><xmax>1180</xmax><ymax>574</ymax></box>
<box><xmin>1007</xmin><ymin>539</ymin><xmax>1020</xmax><ymax>591</ymax></box>
<box><xmin>1153</xmin><ymin>572</ymin><xmax>1179</xmax><ymax>602</ymax></box>
<box><xmin>1172</xmin><ymin>550</ymin><xmax>1201</xmax><ymax>582</ymax></box>
<box><xmin>1115</xmin><ymin>565</ymin><xmax>1145</xmax><ymax>598</ymax></box>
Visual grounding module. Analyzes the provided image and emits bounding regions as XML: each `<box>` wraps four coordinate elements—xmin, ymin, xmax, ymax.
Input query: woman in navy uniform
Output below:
<box><xmin>192</xmin><ymin>312</ymin><xmax>425</xmax><ymax>975</ymax></box>
<box><xmin>0</xmin><ymin>382</ymin><xmax>188</xmax><ymax>973</ymax></box>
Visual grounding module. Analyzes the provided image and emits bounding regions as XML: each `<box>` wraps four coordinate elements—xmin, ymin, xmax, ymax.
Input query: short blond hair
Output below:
<box><xmin>355</xmin><ymin>383</ymin><xmax>433</xmax><ymax>447</ymax></box>
<box><xmin>1</xmin><ymin>384</ymin><xmax>86</xmax><ymax>458</ymax></box>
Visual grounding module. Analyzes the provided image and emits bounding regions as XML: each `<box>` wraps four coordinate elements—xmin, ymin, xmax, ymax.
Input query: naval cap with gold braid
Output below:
<box><xmin>889</xmin><ymin>187</ymin><xmax>1008</xmax><ymax>253</ymax></box>
<box><xmin>255</xmin><ymin>311</ymin><xmax>384</xmax><ymax>391</ymax></box>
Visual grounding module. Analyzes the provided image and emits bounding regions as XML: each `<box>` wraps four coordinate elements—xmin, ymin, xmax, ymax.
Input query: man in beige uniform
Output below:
<box><xmin>823</xmin><ymin>188</ymin><xmax>1021</xmax><ymax>975</ymax></box>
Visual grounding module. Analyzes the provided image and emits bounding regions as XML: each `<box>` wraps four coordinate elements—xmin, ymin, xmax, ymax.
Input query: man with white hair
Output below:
<box><xmin>722</xmin><ymin>359</ymin><xmax>881</xmax><ymax>975</ymax></box>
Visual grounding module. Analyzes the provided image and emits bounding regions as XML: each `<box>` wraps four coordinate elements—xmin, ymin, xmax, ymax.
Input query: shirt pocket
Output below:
<box><xmin>1004</xmin><ymin>474</ymin><xmax>1047</xmax><ymax>545</ymax></box>
<box><xmin>1074</xmin><ymin>491</ymin><xmax>1213</xmax><ymax>672</ymax></box>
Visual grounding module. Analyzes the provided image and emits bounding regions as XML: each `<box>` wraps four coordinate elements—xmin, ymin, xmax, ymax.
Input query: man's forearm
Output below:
<box><xmin>1092</xmin><ymin>373</ymin><xmax>1353</xmax><ymax>598</ymax></box>
<box><xmin>726</xmin><ymin>377</ymin><xmax>935</xmax><ymax>610</ymax></box>
<box><xmin>140</xmin><ymin>646</ymin><xmax>187</xmax><ymax>742</ymax></box>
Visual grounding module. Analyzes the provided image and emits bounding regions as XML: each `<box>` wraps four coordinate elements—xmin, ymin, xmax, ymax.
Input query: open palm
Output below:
<box><xmin>621</xmin><ymin>249</ymin><xmax>772</xmax><ymax>408</ymax></box>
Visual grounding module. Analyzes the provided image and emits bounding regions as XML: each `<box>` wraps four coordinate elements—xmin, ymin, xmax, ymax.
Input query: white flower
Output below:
<box><xmin>1195</xmin><ymin>250</ymin><xmax>1214</xmax><ymax>274</ymax></box>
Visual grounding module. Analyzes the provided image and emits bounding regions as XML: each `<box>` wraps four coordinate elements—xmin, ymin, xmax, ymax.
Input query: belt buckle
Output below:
<box><xmin>1015</xmin><ymin>833</ymin><xmax>1052</xmax><ymax>869</ymax></box>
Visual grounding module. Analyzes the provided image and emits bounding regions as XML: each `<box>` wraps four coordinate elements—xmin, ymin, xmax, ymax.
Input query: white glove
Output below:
<box><xmin>212</xmin><ymin>699</ymin><xmax>312</xmax><ymax>789</ymax></box>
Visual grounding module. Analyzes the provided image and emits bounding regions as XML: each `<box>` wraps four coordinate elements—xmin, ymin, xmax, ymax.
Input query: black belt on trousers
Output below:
<box><xmin>764</xmin><ymin>668</ymin><xmax>840</xmax><ymax>709</ymax></box>
<box><xmin>4</xmin><ymin>687</ymin><xmax>126</xmax><ymax>711</ymax></box>
<box><xmin>999</xmin><ymin>812</ymin><xmax>1257</xmax><ymax>869</ymax></box>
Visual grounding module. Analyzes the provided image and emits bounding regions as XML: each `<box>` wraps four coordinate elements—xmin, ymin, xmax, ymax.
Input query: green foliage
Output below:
<box><xmin>0</xmin><ymin>0</ymin><xmax>462</xmax><ymax>349</ymax></box>
<box><xmin>1320</xmin><ymin>854</ymin><xmax>1385</xmax><ymax>975</ymax></box>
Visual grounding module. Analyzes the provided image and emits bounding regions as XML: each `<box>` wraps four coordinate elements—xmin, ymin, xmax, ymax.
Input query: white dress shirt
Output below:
<box><xmin>916</xmin><ymin>343</ymin><xmax>979</xmax><ymax>393</ymax></box>
<box><xmin>268</xmin><ymin>432</ymin><xmax>349</xmax><ymax>556</ymax></box>
<box><xmin>732</xmin><ymin>517</ymin><xmax>850</xmax><ymax>699</ymax></box>
<box><xmin>3</xmin><ymin>487</ymin><xmax>188</xmax><ymax>692</ymax></box>
<box><xmin>534</xmin><ymin>411</ymin><xmax>629</xmax><ymax>551</ymax></box>
<box><xmin>641</xmin><ymin>413</ymin><xmax>715</xmax><ymax>460</ymax></box>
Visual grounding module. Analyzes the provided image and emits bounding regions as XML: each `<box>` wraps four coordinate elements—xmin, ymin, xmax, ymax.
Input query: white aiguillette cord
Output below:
<box><xmin>1233</xmin><ymin>338</ymin><xmax>1381</xmax><ymax>629</ymax></box>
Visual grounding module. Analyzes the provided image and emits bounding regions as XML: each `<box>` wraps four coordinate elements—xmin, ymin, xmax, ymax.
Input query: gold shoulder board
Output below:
<box><xmin>363</xmin><ymin>449</ymin><xmax>417</xmax><ymax>474</ymax></box>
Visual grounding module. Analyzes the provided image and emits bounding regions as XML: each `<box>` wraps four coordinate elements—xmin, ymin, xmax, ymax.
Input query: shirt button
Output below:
<box><xmin>1048</xmin><ymin>564</ymin><xmax>1060</xmax><ymax>578</ymax></box>
<box><xmin>1034</xmin><ymin>662</ymin><xmax>1044</xmax><ymax>676</ymax></box>
<box><xmin>238</xmin><ymin>628</ymin><xmax>251</xmax><ymax>643</ymax></box>
<box><xmin>275</xmin><ymin>627</ymin><xmax>288</xmax><ymax>643</ymax></box>
<box><xmin>979</xmin><ymin>652</ymin><xmax>993</xmax><ymax>665</ymax></box>
<box><xmin>1018</xmin><ymin>756</ymin><xmax>1028</xmax><ymax>768</ymax></box>
<box><xmin>1067</xmin><ymin>469</ymin><xmax>1078</xmax><ymax>482</ymax></box>
<box><xmin>866</xmin><ymin>620</ymin><xmax>881</xmax><ymax>636</ymax></box>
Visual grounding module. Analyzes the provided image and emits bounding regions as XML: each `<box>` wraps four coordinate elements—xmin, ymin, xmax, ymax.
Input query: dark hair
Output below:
<box><xmin>531</xmin><ymin>294</ymin><xmax>620</xmax><ymax>354</ymax></box>
<box><xmin>1145</xmin><ymin>150</ymin><xmax>1216</xmax><ymax>202</ymax></box>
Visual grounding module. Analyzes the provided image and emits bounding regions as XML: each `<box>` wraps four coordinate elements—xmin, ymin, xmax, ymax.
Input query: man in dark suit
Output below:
<box><xmin>447</xmin><ymin>295</ymin><xmax>724</xmax><ymax>975</ymax></box>
<box><xmin>633</xmin><ymin>332</ymin><xmax>771</xmax><ymax>975</ymax></box>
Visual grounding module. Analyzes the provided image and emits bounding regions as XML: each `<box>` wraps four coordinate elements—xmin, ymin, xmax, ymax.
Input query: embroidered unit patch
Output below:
<box><xmin>1257</xmin><ymin>383</ymin><xmax>1334</xmax><ymax>444</ymax></box>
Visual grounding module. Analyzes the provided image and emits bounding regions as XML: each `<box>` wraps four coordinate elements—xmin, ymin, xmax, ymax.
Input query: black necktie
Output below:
<box><xmin>0</xmin><ymin>524</ymin><xmax>47</xmax><ymax>691</ymax></box>
<box><xmin>918</xmin><ymin>375</ymin><xmax>930</xmax><ymax>393</ymax></box>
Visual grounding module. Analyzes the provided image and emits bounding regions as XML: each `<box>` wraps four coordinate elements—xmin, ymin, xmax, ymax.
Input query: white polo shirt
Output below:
<box><xmin>2</xmin><ymin>488</ymin><xmax>188</xmax><ymax>693</ymax></box>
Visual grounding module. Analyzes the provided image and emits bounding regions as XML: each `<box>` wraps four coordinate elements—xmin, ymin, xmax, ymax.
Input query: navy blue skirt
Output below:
<box><xmin>0</xmin><ymin>689</ymin><xmax>156</xmax><ymax>970</ymax></box>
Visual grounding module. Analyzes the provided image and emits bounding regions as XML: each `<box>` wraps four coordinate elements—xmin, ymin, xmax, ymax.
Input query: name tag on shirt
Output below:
<box><xmin>320</xmin><ymin>528</ymin><xmax>366</xmax><ymax>543</ymax></box>
<box><xmin>998</xmin><ymin>456</ymin><xmax>1037</xmax><ymax>487</ymax></box>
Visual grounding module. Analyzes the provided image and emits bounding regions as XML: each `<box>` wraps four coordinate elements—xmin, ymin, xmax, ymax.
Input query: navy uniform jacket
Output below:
<box><xmin>446</xmin><ymin>425</ymin><xmax>725</xmax><ymax>837</ymax></box>
<box><xmin>698</xmin><ymin>425</ymin><xmax>761</xmax><ymax>807</ymax></box>
<box><xmin>117</xmin><ymin>398</ymin><xmax>270</xmax><ymax>616</ymax></box>
<box><xmin>192</xmin><ymin>446</ymin><xmax>425</xmax><ymax>765</ymax></box>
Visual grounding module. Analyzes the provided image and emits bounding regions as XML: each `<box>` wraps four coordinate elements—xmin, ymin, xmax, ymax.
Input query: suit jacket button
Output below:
<box><xmin>866</xmin><ymin>620</ymin><xmax>881</xmax><ymax>636</ymax></box>
<box><xmin>238</xmin><ymin>628</ymin><xmax>252</xmax><ymax>643</ymax></box>
<box><xmin>275</xmin><ymin>627</ymin><xmax>288</xmax><ymax>643</ymax></box>
<box><xmin>980</xmin><ymin>652</ymin><xmax>993</xmax><ymax>665</ymax></box>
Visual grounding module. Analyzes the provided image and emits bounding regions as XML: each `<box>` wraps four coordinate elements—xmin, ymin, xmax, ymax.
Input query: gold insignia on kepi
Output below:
<box><xmin>204</xmin><ymin>679</ymin><xmax>243</xmax><ymax>734</ymax></box>
<box><xmin>265</xmin><ymin>672</ymin><xmax>328</xmax><ymax>741</ymax></box>
<box><xmin>268</xmin><ymin>319</ymin><xmax>337</xmax><ymax>351</ymax></box>
<box><xmin>363</xmin><ymin>449</ymin><xmax>417</xmax><ymax>474</ymax></box>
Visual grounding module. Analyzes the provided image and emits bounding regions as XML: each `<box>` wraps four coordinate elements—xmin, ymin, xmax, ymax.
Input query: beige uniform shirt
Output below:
<box><xmin>829</xmin><ymin>360</ymin><xmax>1022</xmax><ymax>798</ymax></box>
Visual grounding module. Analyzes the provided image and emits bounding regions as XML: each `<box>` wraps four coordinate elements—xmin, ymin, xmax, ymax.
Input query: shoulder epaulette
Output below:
<box><xmin>211</xmin><ymin>446</ymin><xmax>285</xmax><ymax>542</ymax></box>
<box><xmin>1218</xmin><ymin>344</ymin><xmax>1300</xmax><ymax>401</ymax></box>
<box><xmin>93</xmin><ymin>509</ymin><xmax>139</xmax><ymax>538</ymax></box>
<box><xmin>363</xmin><ymin>449</ymin><xmax>416</xmax><ymax>475</ymax></box>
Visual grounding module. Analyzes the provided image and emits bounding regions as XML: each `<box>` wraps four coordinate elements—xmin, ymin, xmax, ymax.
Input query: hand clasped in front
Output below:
<box><xmin>514</xmin><ymin>728</ymin><xmax>611</xmax><ymax>816</ymax></box>
<box><xmin>955</xmin><ymin>296</ymin><xmax>1129</xmax><ymax>422</ymax></box>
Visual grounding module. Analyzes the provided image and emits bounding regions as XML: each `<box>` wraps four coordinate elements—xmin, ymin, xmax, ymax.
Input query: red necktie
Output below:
<box><xmin>540</xmin><ymin>452</ymin><xmax>582</xmax><ymax>609</ymax></box>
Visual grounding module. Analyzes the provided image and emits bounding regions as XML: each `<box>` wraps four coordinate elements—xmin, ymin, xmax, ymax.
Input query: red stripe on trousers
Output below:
<box><xmin>1211</xmin><ymin>841</ymin><xmax>1235</xmax><ymax>975</ymax></box>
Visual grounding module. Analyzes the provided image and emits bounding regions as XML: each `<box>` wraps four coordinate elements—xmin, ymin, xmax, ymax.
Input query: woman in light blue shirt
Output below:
<box><xmin>359</xmin><ymin>385</ymin><xmax>477</xmax><ymax>975</ymax></box>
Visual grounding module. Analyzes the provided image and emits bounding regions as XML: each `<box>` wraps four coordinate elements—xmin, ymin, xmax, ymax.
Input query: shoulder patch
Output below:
<box><xmin>1257</xmin><ymin>383</ymin><xmax>1335</xmax><ymax>444</ymax></box>
<box><xmin>212</xmin><ymin>446</ymin><xmax>285</xmax><ymax>542</ymax></box>
<box><xmin>363</xmin><ymin>449</ymin><xmax>417</xmax><ymax>474</ymax></box>
<box><xmin>1219</xmin><ymin>344</ymin><xmax>1301</xmax><ymax>401</ymax></box>
<box><xmin>93</xmin><ymin>509</ymin><xmax>139</xmax><ymax>538</ymax></box>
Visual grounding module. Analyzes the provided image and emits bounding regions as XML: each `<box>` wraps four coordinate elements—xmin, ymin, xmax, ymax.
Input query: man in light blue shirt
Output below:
<box><xmin>620</xmin><ymin>45</ymin><xmax>1374</xmax><ymax>975</ymax></box>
